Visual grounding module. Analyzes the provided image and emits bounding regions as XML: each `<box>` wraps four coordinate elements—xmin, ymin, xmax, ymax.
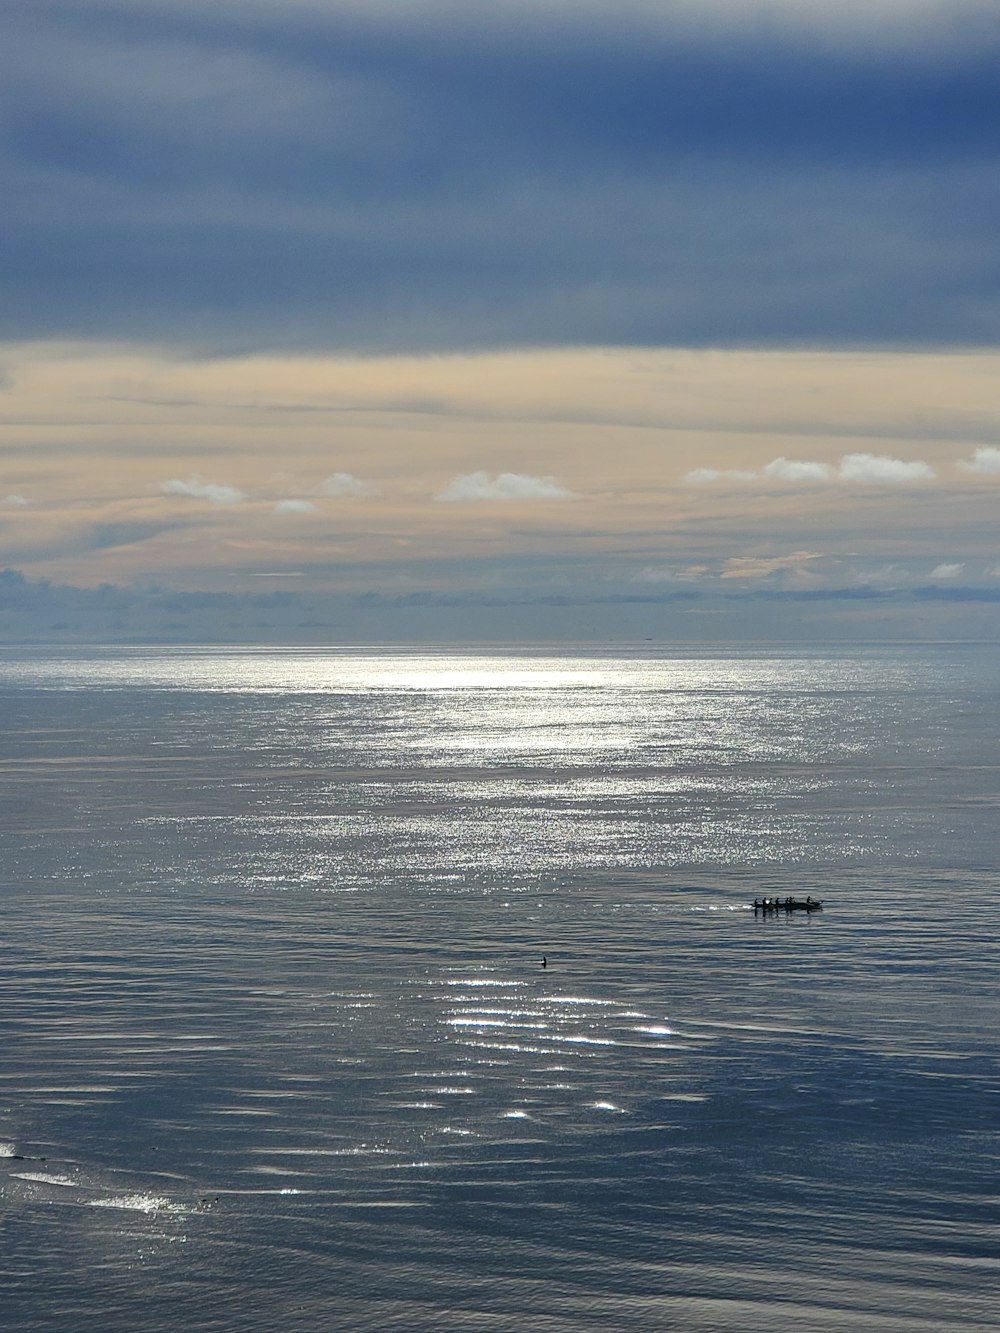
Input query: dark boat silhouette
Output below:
<box><xmin>753</xmin><ymin>896</ymin><xmax>823</xmax><ymax>912</ymax></box>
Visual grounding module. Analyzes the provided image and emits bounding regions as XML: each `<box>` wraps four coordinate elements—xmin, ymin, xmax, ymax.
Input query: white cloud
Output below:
<box><xmin>720</xmin><ymin>551</ymin><xmax>822</xmax><ymax>580</ymax></box>
<box><xmin>957</xmin><ymin>446</ymin><xmax>1000</xmax><ymax>475</ymax></box>
<box><xmin>687</xmin><ymin>452</ymin><xmax>936</xmax><ymax>487</ymax></box>
<box><xmin>320</xmin><ymin>472</ymin><xmax>378</xmax><ymax>497</ymax></box>
<box><xmin>851</xmin><ymin>563</ymin><xmax>906</xmax><ymax>589</ymax></box>
<box><xmin>686</xmin><ymin>458</ymin><xmax>833</xmax><ymax>485</ymax></box>
<box><xmin>838</xmin><ymin>453</ymin><xmax>934</xmax><ymax>483</ymax></box>
<box><xmin>160</xmin><ymin>478</ymin><xmax>244</xmax><ymax>504</ymax></box>
<box><xmin>929</xmin><ymin>562</ymin><xmax>964</xmax><ymax>581</ymax></box>
<box><xmin>435</xmin><ymin>471</ymin><xmax>573</xmax><ymax>501</ymax></box>
<box><xmin>762</xmin><ymin>457</ymin><xmax>833</xmax><ymax>483</ymax></box>
<box><xmin>274</xmin><ymin>499</ymin><xmax>317</xmax><ymax>514</ymax></box>
<box><xmin>683</xmin><ymin>468</ymin><xmax>758</xmax><ymax>485</ymax></box>
<box><xmin>1</xmin><ymin>494</ymin><xmax>29</xmax><ymax>507</ymax></box>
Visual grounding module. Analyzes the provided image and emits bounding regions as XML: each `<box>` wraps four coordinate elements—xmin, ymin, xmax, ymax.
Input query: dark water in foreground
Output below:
<box><xmin>0</xmin><ymin>647</ymin><xmax>998</xmax><ymax>1330</ymax></box>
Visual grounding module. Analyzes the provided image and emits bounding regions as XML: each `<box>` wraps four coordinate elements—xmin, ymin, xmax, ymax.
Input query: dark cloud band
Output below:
<box><xmin>3</xmin><ymin>1</ymin><xmax>999</xmax><ymax>350</ymax></box>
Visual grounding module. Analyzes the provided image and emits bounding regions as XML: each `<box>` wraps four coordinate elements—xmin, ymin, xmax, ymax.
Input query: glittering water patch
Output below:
<box><xmin>552</xmin><ymin>1034</ymin><xmax>617</xmax><ymax>1047</ymax></box>
<box><xmin>444</xmin><ymin>979</ymin><xmax>526</xmax><ymax>989</ymax></box>
<box><xmin>88</xmin><ymin>1193</ymin><xmax>188</xmax><ymax>1216</ymax></box>
<box><xmin>12</xmin><ymin>1172</ymin><xmax>78</xmax><ymax>1186</ymax></box>
<box><xmin>446</xmin><ymin>1017</ymin><xmax>549</xmax><ymax>1030</ymax></box>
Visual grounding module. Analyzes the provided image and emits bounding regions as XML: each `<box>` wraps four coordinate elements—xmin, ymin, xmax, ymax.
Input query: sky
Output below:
<box><xmin>2</xmin><ymin>0</ymin><xmax>1000</xmax><ymax>643</ymax></box>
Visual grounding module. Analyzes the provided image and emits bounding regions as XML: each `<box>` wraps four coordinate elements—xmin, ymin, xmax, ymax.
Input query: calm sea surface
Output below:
<box><xmin>1</xmin><ymin>646</ymin><xmax>997</xmax><ymax>1330</ymax></box>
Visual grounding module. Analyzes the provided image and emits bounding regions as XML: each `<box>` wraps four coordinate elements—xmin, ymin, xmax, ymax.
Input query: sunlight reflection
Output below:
<box><xmin>0</xmin><ymin>648</ymin><xmax>855</xmax><ymax>699</ymax></box>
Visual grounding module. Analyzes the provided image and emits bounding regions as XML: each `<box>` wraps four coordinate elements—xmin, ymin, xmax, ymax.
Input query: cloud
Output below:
<box><xmin>320</xmin><ymin>473</ymin><xmax>378</xmax><ymax>497</ymax></box>
<box><xmin>160</xmin><ymin>478</ymin><xmax>244</xmax><ymax>504</ymax></box>
<box><xmin>632</xmin><ymin>563</ymin><xmax>712</xmax><ymax>584</ymax></box>
<box><xmin>838</xmin><ymin>453</ymin><xmax>934</xmax><ymax>483</ymax></box>
<box><xmin>850</xmin><ymin>563</ymin><xmax>906</xmax><ymax>589</ymax></box>
<box><xmin>762</xmin><ymin>457</ymin><xmax>833</xmax><ymax>483</ymax></box>
<box><xmin>957</xmin><ymin>446</ymin><xmax>1000</xmax><ymax>474</ymax></box>
<box><xmin>690</xmin><ymin>452</ymin><xmax>936</xmax><ymax>485</ymax></box>
<box><xmin>273</xmin><ymin>499</ymin><xmax>317</xmax><ymax>514</ymax></box>
<box><xmin>653</xmin><ymin>1</ymin><xmax>1000</xmax><ymax>50</ymax></box>
<box><xmin>2</xmin><ymin>2</ymin><xmax>999</xmax><ymax>351</ymax></box>
<box><xmin>720</xmin><ymin>551</ymin><xmax>822</xmax><ymax>580</ymax></box>
<box><xmin>930</xmin><ymin>562</ymin><xmax>964</xmax><ymax>580</ymax></box>
<box><xmin>2</xmin><ymin>494</ymin><xmax>29</xmax><ymax>507</ymax></box>
<box><xmin>435</xmin><ymin>471</ymin><xmax>573</xmax><ymax>501</ymax></box>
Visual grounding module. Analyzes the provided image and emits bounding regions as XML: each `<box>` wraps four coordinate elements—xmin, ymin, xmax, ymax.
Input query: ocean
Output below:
<box><xmin>1</xmin><ymin>645</ymin><xmax>997</xmax><ymax>1330</ymax></box>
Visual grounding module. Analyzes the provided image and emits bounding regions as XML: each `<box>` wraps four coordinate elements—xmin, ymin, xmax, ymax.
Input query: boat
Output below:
<box><xmin>753</xmin><ymin>896</ymin><xmax>822</xmax><ymax>912</ymax></box>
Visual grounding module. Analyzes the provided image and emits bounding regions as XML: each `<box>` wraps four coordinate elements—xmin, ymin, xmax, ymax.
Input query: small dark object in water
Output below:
<box><xmin>542</xmin><ymin>955</ymin><xmax>547</xmax><ymax>969</ymax></box>
<box><xmin>753</xmin><ymin>896</ymin><xmax>823</xmax><ymax>912</ymax></box>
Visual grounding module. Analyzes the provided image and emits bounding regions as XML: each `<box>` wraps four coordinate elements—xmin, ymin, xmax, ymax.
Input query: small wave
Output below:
<box><xmin>329</xmin><ymin>1145</ymin><xmax>396</xmax><ymax>1157</ymax></box>
<box><xmin>449</xmin><ymin>1007</ymin><xmax>545</xmax><ymax>1018</ymax></box>
<box><xmin>12</xmin><ymin>1172</ymin><xmax>77</xmax><ymax>1187</ymax></box>
<box><xmin>553</xmin><ymin>1034</ymin><xmax>617</xmax><ymax>1047</ymax></box>
<box><xmin>455</xmin><ymin>1040</ymin><xmax>548</xmax><ymax>1054</ymax></box>
<box><xmin>446</xmin><ymin>1017</ymin><xmax>549</xmax><ymax>1030</ymax></box>
<box><xmin>444</xmin><ymin>979</ymin><xmax>524</xmax><ymax>989</ymax></box>
<box><xmin>88</xmin><ymin>1193</ymin><xmax>186</xmax><ymax>1215</ymax></box>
